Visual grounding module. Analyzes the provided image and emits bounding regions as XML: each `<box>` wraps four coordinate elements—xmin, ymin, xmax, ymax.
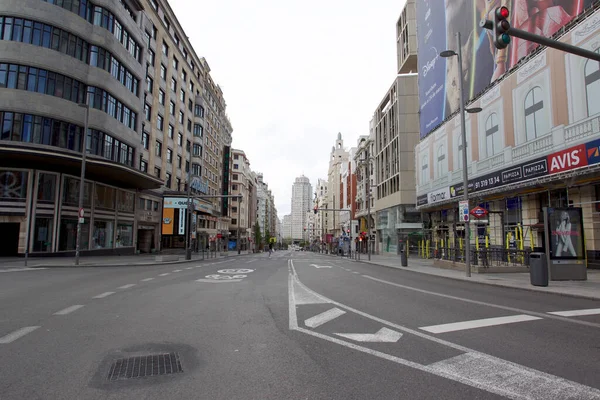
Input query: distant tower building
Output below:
<box><xmin>291</xmin><ymin>176</ymin><xmax>313</xmax><ymax>241</ymax></box>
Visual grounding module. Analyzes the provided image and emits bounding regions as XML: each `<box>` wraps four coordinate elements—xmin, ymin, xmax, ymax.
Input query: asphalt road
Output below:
<box><xmin>1</xmin><ymin>251</ymin><xmax>599</xmax><ymax>399</ymax></box>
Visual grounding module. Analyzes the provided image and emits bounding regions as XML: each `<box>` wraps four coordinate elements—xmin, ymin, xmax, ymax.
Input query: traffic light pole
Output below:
<box><xmin>481</xmin><ymin>19</ymin><xmax>600</xmax><ymax>62</ymax></box>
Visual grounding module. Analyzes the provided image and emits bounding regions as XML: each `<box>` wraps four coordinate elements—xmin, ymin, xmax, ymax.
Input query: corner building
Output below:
<box><xmin>415</xmin><ymin>2</ymin><xmax>600</xmax><ymax>268</ymax></box>
<box><xmin>0</xmin><ymin>0</ymin><xmax>164</xmax><ymax>256</ymax></box>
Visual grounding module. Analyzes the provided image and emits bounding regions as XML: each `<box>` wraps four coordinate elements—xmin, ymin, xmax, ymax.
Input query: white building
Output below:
<box><xmin>291</xmin><ymin>176</ymin><xmax>312</xmax><ymax>241</ymax></box>
<box><xmin>327</xmin><ymin>133</ymin><xmax>349</xmax><ymax>238</ymax></box>
<box><xmin>256</xmin><ymin>173</ymin><xmax>269</xmax><ymax>239</ymax></box>
<box><xmin>315</xmin><ymin>179</ymin><xmax>328</xmax><ymax>242</ymax></box>
<box><xmin>282</xmin><ymin>214</ymin><xmax>292</xmax><ymax>240</ymax></box>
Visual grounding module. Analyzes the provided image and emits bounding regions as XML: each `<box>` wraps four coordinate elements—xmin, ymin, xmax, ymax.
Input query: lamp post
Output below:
<box><xmin>236</xmin><ymin>195</ymin><xmax>242</xmax><ymax>254</ymax></box>
<box><xmin>185</xmin><ymin>153</ymin><xmax>193</xmax><ymax>260</ymax></box>
<box><xmin>75</xmin><ymin>98</ymin><xmax>90</xmax><ymax>266</ymax></box>
<box><xmin>440</xmin><ymin>32</ymin><xmax>483</xmax><ymax>277</ymax></box>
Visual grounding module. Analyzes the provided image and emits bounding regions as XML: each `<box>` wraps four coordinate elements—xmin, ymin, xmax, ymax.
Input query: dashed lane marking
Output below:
<box><xmin>548</xmin><ymin>308</ymin><xmax>600</xmax><ymax>317</ymax></box>
<box><xmin>141</xmin><ymin>278</ymin><xmax>154</xmax><ymax>282</ymax></box>
<box><xmin>158</xmin><ymin>273</ymin><xmax>170</xmax><ymax>276</ymax></box>
<box><xmin>305</xmin><ymin>308</ymin><xmax>346</xmax><ymax>328</ymax></box>
<box><xmin>419</xmin><ymin>315</ymin><xmax>542</xmax><ymax>334</ymax></box>
<box><xmin>53</xmin><ymin>305</ymin><xmax>84</xmax><ymax>315</ymax></box>
<box><xmin>93</xmin><ymin>292</ymin><xmax>115</xmax><ymax>299</ymax></box>
<box><xmin>173</xmin><ymin>269</ymin><xmax>182</xmax><ymax>272</ymax></box>
<box><xmin>0</xmin><ymin>326</ymin><xmax>40</xmax><ymax>344</ymax></box>
<box><xmin>118</xmin><ymin>284</ymin><xmax>136</xmax><ymax>289</ymax></box>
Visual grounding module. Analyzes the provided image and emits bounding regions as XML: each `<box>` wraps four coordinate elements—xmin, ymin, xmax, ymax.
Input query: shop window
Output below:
<box><xmin>33</xmin><ymin>217</ymin><xmax>53</xmax><ymax>252</ymax></box>
<box><xmin>116</xmin><ymin>222</ymin><xmax>133</xmax><ymax>247</ymax></box>
<box><xmin>93</xmin><ymin>220</ymin><xmax>114</xmax><ymax>249</ymax></box>
<box><xmin>0</xmin><ymin>170</ymin><xmax>28</xmax><ymax>199</ymax></box>
<box><xmin>37</xmin><ymin>173</ymin><xmax>56</xmax><ymax>203</ymax></box>
<box><xmin>62</xmin><ymin>176</ymin><xmax>91</xmax><ymax>206</ymax></box>
<box><xmin>585</xmin><ymin>50</ymin><xmax>600</xmax><ymax>118</ymax></box>
<box><xmin>117</xmin><ymin>190</ymin><xmax>134</xmax><ymax>212</ymax></box>
<box><xmin>59</xmin><ymin>218</ymin><xmax>89</xmax><ymax>250</ymax></box>
<box><xmin>94</xmin><ymin>184</ymin><xmax>115</xmax><ymax>210</ymax></box>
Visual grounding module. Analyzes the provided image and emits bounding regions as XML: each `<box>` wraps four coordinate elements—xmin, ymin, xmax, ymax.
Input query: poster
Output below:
<box><xmin>547</xmin><ymin>208</ymin><xmax>585</xmax><ymax>260</ymax></box>
<box><xmin>416</xmin><ymin>0</ymin><xmax>595</xmax><ymax>139</ymax></box>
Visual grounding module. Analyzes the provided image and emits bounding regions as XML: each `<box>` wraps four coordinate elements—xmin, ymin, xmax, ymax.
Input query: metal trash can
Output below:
<box><xmin>529</xmin><ymin>252</ymin><xmax>548</xmax><ymax>287</ymax></box>
<box><xmin>400</xmin><ymin>244</ymin><xmax>408</xmax><ymax>267</ymax></box>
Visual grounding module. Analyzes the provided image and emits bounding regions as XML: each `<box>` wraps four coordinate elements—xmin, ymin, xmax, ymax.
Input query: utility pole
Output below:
<box><xmin>75</xmin><ymin>98</ymin><xmax>90</xmax><ymax>266</ymax></box>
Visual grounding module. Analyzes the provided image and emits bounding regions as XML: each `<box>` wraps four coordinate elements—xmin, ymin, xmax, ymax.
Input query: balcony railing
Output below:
<box><xmin>565</xmin><ymin>114</ymin><xmax>600</xmax><ymax>144</ymax></box>
<box><xmin>512</xmin><ymin>132</ymin><xmax>553</xmax><ymax>163</ymax></box>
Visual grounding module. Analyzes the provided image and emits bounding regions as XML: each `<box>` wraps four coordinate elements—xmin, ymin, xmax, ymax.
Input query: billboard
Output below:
<box><xmin>546</xmin><ymin>208</ymin><xmax>585</xmax><ymax>260</ymax></box>
<box><xmin>416</xmin><ymin>0</ymin><xmax>596</xmax><ymax>139</ymax></box>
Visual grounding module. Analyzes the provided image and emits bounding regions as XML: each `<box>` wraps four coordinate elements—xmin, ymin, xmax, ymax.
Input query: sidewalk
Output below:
<box><xmin>0</xmin><ymin>250</ymin><xmax>252</xmax><ymax>269</ymax></box>
<box><xmin>338</xmin><ymin>252</ymin><xmax>600</xmax><ymax>301</ymax></box>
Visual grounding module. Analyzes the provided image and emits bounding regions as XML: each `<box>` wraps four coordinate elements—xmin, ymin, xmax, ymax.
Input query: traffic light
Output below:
<box><xmin>313</xmin><ymin>206</ymin><xmax>318</xmax><ymax>215</ymax></box>
<box><xmin>493</xmin><ymin>6</ymin><xmax>511</xmax><ymax>49</ymax></box>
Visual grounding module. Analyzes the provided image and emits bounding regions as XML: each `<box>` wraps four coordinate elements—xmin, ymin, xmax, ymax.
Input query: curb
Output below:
<box><xmin>344</xmin><ymin>256</ymin><xmax>600</xmax><ymax>302</ymax></box>
<box><xmin>20</xmin><ymin>253</ymin><xmax>252</xmax><ymax>269</ymax></box>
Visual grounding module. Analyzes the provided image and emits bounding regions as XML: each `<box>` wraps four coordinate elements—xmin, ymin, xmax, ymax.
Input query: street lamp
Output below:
<box><xmin>75</xmin><ymin>98</ymin><xmax>90</xmax><ymax>266</ymax></box>
<box><xmin>236</xmin><ymin>195</ymin><xmax>242</xmax><ymax>254</ymax></box>
<box><xmin>440</xmin><ymin>32</ymin><xmax>482</xmax><ymax>277</ymax></box>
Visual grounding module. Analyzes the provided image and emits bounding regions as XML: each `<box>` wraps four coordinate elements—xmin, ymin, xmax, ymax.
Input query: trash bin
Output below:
<box><xmin>529</xmin><ymin>252</ymin><xmax>548</xmax><ymax>287</ymax></box>
<box><xmin>400</xmin><ymin>244</ymin><xmax>408</xmax><ymax>267</ymax></box>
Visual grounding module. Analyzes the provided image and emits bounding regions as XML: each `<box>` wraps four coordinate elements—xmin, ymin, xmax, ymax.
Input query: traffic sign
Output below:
<box><xmin>459</xmin><ymin>200</ymin><xmax>469</xmax><ymax>222</ymax></box>
<box><xmin>78</xmin><ymin>208</ymin><xmax>84</xmax><ymax>218</ymax></box>
<box><xmin>78</xmin><ymin>217</ymin><xmax>85</xmax><ymax>224</ymax></box>
<box><xmin>470</xmin><ymin>206</ymin><xmax>489</xmax><ymax>218</ymax></box>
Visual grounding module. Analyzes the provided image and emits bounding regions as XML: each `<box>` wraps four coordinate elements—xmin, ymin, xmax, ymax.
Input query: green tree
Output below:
<box><xmin>265</xmin><ymin>229</ymin><xmax>271</xmax><ymax>245</ymax></box>
<box><xmin>253</xmin><ymin>222</ymin><xmax>262</xmax><ymax>251</ymax></box>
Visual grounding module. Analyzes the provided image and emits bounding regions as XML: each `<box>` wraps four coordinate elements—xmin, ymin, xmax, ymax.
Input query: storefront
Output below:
<box><xmin>161</xmin><ymin>196</ymin><xmax>215</xmax><ymax>251</ymax></box>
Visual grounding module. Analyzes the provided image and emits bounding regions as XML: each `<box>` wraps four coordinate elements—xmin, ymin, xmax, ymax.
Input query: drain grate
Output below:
<box><xmin>107</xmin><ymin>352</ymin><xmax>183</xmax><ymax>381</ymax></box>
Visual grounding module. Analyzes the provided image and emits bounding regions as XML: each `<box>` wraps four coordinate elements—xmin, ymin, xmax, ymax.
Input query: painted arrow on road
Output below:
<box><xmin>335</xmin><ymin>327</ymin><xmax>402</xmax><ymax>343</ymax></box>
<box><xmin>310</xmin><ymin>264</ymin><xmax>332</xmax><ymax>269</ymax></box>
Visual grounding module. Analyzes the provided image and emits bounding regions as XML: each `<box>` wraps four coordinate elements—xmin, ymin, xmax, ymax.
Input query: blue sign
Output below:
<box><xmin>585</xmin><ymin>138</ymin><xmax>600</xmax><ymax>166</ymax></box>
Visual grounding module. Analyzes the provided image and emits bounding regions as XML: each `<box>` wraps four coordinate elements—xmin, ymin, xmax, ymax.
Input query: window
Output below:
<box><xmin>193</xmin><ymin>143</ymin><xmax>202</xmax><ymax>156</ymax></box>
<box><xmin>157</xmin><ymin>114</ymin><xmax>163</xmax><ymax>130</ymax></box>
<box><xmin>185</xmin><ymin>160</ymin><xmax>189</xmax><ymax>172</ymax></box>
<box><xmin>233</xmin><ymin>163</ymin><xmax>239</xmax><ymax>169</ymax></box>
<box><xmin>148</xmin><ymin>48</ymin><xmax>155</xmax><ymax>66</ymax></box>
<box><xmin>421</xmin><ymin>155</ymin><xmax>428</xmax><ymax>184</ymax></box>
<box><xmin>233</xmin><ymin>174</ymin><xmax>238</xmax><ymax>180</ymax></box>
<box><xmin>234</xmin><ymin>154</ymin><xmax>239</xmax><ymax>160</ymax></box>
<box><xmin>189</xmin><ymin>81</ymin><xmax>194</xmax><ymax>92</ymax></box>
<box><xmin>174</xmin><ymin>33</ymin><xmax>180</xmax><ymax>46</ymax></box>
<box><xmin>154</xmin><ymin>166</ymin><xmax>161</xmax><ymax>178</ymax></box>
<box><xmin>176</xmin><ymin>177</ymin><xmax>181</xmax><ymax>190</ymax></box>
<box><xmin>169</xmin><ymin>100</ymin><xmax>175</xmax><ymax>115</ymax></box>
<box><xmin>232</xmin><ymin>184</ymin><xmax>238</xmax><ymax>191</ymax></box>
<box><xmin>457</xmin><ymin>134</ymin><xmax>466</xmax><ymax>170</ymax></box>
<box><xmin>172</xmin><ymin>57</ymin><xmax>178</xmax><ymax>70</ymax></box>
<box><xmin>485</xmin><ymin>113</ymin><xmax>500</xmax><ymax>157</ymax></box>
<box><xmin>155</xmin><ymin>140</ymin><xmax>162</xmax><ymax>157</ymax></box>
<box><xmin>142</xmin><ymin>131</ymin><xmax>149</xmax><ymax>149</ymax></box>
<box><xmin>180</xmin><ymin>88</ymin><xmax>185</xmax><ymax>102</ymax></box>
<box><xmin>158</xmin><ymin>88</ymin><xmax>165</xmax><ymax>105</ymax></box>
<box><xmin>194</xmin><ymin>105</ymin><xmax>204</xmax><ymax>117</ymax></box>
<box><xmin>168</xmin><ymin>124</ymin><xmax>174</xmax><ymax>139</ymax></box>
<box><xmin>170</xmin><ymin>77</ymin><xmax>176</xmax><ymax>91</ymax></box>
<box><xmin>177</xmin><ymin>155</ymin><xmax>182</xmax><ymax>168</ymax></box>
<box><xmin>585</xmin><ymin>51</ymin><xmax>600</xmax><ymax>117</ymax></box>
<box><xmin>151</xmin><ymin>25</ymin><xmax>157</xmax><ymax>39</ymax></box>
<box><xmin>160</xmin><ymin>64</ymin><xmax>166</xmax><ymax>80</ymax></box>
<box><xmin>436</xmin><ymin>145</ymin><xmax>446</xmax><ymax>178</ymax></box>
<box><xmin>166</xmin><ymin>148</ymin><xmax>173</xmax><ymax>163</ymax></box>
<box><xmin>193</xmin><ymin>123</ymin><xmax>203</xmax><ymax>137</ymax></box>
<box><xmin>177</xmin><ymin>132</ymin><xmax>183</xmax><ymax>146</ymax></box>
<box><xmin>178</xmin><ymin>110</ymin><xmax>184</xmax><ymax>124</ymax></box>
<box><xmin>524</xmin><ymin>86</ymin><xmax>545</xmax><ymax>141</ymax></box>
<box><xmin>145</xmin><ymin>75</ymin><xmax>153</xmax><ymax>93</ymax></box>
<box><xmin>165</xmin><ymin>172</ymin><xmax>172</xmax><ymax>187</ymax></box>
<box><xmin>162</xmin><ymin>41</ymin><xmax>168</xmax><ymax>56</ymax></box>
<box><xmin>192</xmin><ymin>163</ymin><xmax>201</xmax><ymax>176</ymax></box>
<box><xmin>144</xmin><ymin>103</ymin><xmax>151</xmax><ymax>121</ymax></box>
<box><xmin>150</xmin><ymin>0</ymin><xmax>158</xmax><ymax>10</ymax></box>
<box><xmin>187</xmin><ymin>119</ymin><xmax>192</xmax><ymax>132</ymax></box>
<box><xmin>186</xmin><ymin>139</ymin><xmax>191</xmax><ymax>152</ymax></box>
<box><xmin>95</xmin><ymin>184</ymin><xmax>115</xmax><ymax>210</ymax></box>
<box><xmin>181</xmin><ymin>70</ymin><xmax>187</xmax><ymax>82</ymax></box>
<box><xmin>140</xmin><ymin>159</ymin><xmax>148</xmax><ymax>172</ymax></box>
<box><xmin>188</xmin><ymin>99</ymin><xmax>193</xmax><ymax>112</ymax></box>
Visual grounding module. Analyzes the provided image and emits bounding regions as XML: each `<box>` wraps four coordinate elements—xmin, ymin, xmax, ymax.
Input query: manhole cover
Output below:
<box><xmin>107</xmin><ymin>352</ymin><xmax>183</xmax><ymax>381</ymax></box>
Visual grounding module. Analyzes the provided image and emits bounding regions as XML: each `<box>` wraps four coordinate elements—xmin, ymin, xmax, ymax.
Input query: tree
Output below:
<box><xmin>265</xmin><ymin>229</ymin><xmax>271</xmax><ymax>245</ymax></box>
<box><xmin>253</xmin><ymin>222</ymin><xmax>262</xmax><ymax>251</ymax></box>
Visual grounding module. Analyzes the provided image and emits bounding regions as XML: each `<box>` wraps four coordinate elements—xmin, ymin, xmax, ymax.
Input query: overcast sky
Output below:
<box><xmin>169</xmin><ymin>0</ymin><xmax>406</xmax><ymax>219</ymax></box>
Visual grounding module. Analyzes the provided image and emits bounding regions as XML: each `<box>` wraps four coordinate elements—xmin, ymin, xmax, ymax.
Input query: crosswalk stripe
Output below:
<box><xmin>419</xmin><ymin>315</ymin><xmax>542</xmax><ymax>334</ymax></box>
<box><xmin>548</xmin><ymin>308</ymin><xmax>600</xmax><ymax>317</ymax></box>
<box><xmin>305</xmin><ymin>307</ymin><xmax>346</xmax><ymax>328</ymax></box>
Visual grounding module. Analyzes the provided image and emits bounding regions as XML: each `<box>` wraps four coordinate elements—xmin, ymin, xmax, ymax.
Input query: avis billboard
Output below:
<box><xmin>416</xmin><ymin>0</ymin><xmax>595</xmax><ymax>139</ymax></box>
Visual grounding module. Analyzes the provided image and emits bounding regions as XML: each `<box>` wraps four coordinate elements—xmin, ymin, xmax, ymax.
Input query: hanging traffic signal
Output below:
<box><xmin>493</xmin><ymin>6</ymin><xmax>511</xmax><ymax>49</ymax></box>
<box><xmin>313</xmin><ymin>206</ymin><xmax>318</xmax><ymax>215</ymax></box>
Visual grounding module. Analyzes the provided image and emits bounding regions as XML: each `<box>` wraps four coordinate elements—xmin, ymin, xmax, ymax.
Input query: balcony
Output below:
<box><xmin>451</xmin><ymin>165</ymin><xmax>472</xmax><ymax>183</ymax></box>
<box><xmin>565</xmin><ymin>114</ymin><xmax>600</xmax><ymax>144</ymax></box>
<box><xmin>477</xmin><ymin>151</ymin><xmax>505</xmax><ymax>173</ymax></box>
<box><xmin>512</xmin><ymin>132</ymin><xmax>553</xmax><ymax>163</ymax></box>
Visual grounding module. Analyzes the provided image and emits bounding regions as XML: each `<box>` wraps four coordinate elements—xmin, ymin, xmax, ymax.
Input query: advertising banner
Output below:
<box><xmin>546</xmin><ymin>208</ymin><xmax>585</xmax><ymax>260</ymax></box>
<box><xmin>161</xmin><ymin>208</ymin><xmax>174</xmax><ymax>235</ymax></box>
<box><xmin>415</xmin><ymin>0</ymin><xmax>594</xmax><ymax>139</ymax></box>
<box><xmin>178</xmin><ymin>208</ymin><xmax>185</xmax><ymax>235</ymax></box>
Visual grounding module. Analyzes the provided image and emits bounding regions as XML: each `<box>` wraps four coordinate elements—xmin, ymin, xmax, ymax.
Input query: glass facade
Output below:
<box><xmin>92</xmin><ymin>220</ymin><xmax>114</xmax><ymax>249</ymax></box>
<box><xmin>0</xmin><ymin>170</ymin><xmax>28</xmax><ymax>199</ymax></box>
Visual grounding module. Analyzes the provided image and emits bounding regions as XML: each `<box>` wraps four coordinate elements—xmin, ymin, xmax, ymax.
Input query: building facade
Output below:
<box><xmin>414</xmin><ymin>1</ymin><xmax>600</xmax><ymax>268</ymax></box>
<box><xmin>354</xmin><ymin>132</ymin><xmax>377</xmax><ymax>253</ymax></box>
<box><xmin>229</xmin><ymin>148</ymin><xmax>252</xmax><ymax>250</ymax></box>
<box><xmin>282</xmin><ymin>214</ymin><xmax>292</xmax><ymax>241</ymax></box>
<box><xmin>291</xmin><ymin>175</ymin><xmax>312</xmax><ymax>242</ymax></box>
<box><xmin>0</xmin><ymin>0</ymin><xmax>169</xmax><ymax>256</ymax></box>
<box><xmin>326</xmin><ymin>133</ymin><xmax>349</xmax><ymax>239</ymax></box>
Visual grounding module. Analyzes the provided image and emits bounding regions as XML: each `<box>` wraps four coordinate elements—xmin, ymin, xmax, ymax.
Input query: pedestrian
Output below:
<box><xmin>268</xmin><ymin>242</ymin><xmax>273</xmax><ymax>257</ymax></box>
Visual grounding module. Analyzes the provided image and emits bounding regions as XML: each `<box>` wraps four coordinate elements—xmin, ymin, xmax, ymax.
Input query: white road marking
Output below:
<box><xmin>288</xmin><ymin>260</ymin><xmax>600</xmax><ymax>400</ymax></box>
<box><xmin>548</xmin><ymin>308</ymin><xmax>600</xmax><ymax>317</ymax></box>
<box><xmin>362</xmin><ymin>275</ymin><xmax>600</xmax><ymax>329</ymax></box>
<box><xmin>335</xmin><ymin>327</ymin><xmax>403</xmax><ymax>343</ymax></box>
<box><xmin>310</xmin><ymin>264</ymin><xmax>332</xmax><ymax>269</ymax></box>
<box><xmin>172</xmin><ymin>269</ymin><xmax>182</xmax><ymax>272</ymax></box>
<box><xmin>246</xmin><ymin>259</ymin><xmax>257</xmax><ymax>263</ymax></box>
<box><xmin>118</xmin><ymin>284</ymin><xmax>136</xmax><ymax>289</ymax></box>
<box><xmin>218</xmin><ymin>269</ymin><xmax>254</xmax><ymax>274</ymax></box>
<box><xmin>419</xmin><ymin>315</ymin><xmax>542</xmax><ymax>334</ymax></box>
<box><xmin>185</xmin><ymin>267</ymin><xmax>193</xmax><ymax>270</ymax></box>
<box><xmin>0</xmin><ymin>326</ymin><xmax>40</xmax><ymax>344</ymax></box>
<box><xmin>93</xmin><ymin>292</ymin><xmax>115</xmax><ymax>299</ymax></box>
<box><xmin>53</xmin><ymin>305</ymin><xmax>84</xmax><ymax>315</ymax></box>
<box><xmin>0</xmin><ymin>268</ymin><xmax>47</xmax><ymax>273</ymax></box>
<box><xmin>141</xmin><ymin>278</ymin><xmax>154</xmax><ymax>281</ymax></box>
<box><xmin>304</xmin><ymin>307</ymin><xmax>346</xmax><ymax>328</ymax></box>
<box><xmin>158</xmin><ymin>273</ymin><xmax>170</xmax><ymax>276</ymax></box>
<box><xmin>196</xmin><ymin>278</ymin><xmax>243</xmax><ymax>283</ymax></box>
<box><xmin>352</xmin><ymin>271</ymin><xmax>360</xmax><ymax>274</ymax></box>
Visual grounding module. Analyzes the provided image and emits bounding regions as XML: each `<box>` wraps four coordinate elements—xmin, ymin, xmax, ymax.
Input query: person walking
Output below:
<box><xmin>268</xmin><ymin>242</ymin><xmax>273</xmax><ymax>257</ymax></box>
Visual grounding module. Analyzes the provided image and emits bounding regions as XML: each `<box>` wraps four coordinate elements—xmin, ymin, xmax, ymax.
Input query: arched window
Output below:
<box><xmin>524</xmin><ymin>86</ymin><xmax>544</xmax><ymax>141</ymax></box>
<box><xmin>421</xmin><ymin>155</ymin><xmax>429</xmax><ymax>184</ymax></box>
<box><xmin>437</xmin><ymin>145</ymin><xmax>445</xmax><ymax>178</ymax></box>
<box><xmin>485</xmin><ymin>113</ymin><xmax>499</xmax><ymax>157</ymax></box>
<box><xmin>585</xmin><ymin>50</ymin><xmax>600</xmax><ymax>117</ymax></box>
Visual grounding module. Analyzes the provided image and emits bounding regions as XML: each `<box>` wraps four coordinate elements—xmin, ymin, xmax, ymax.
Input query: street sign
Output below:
<box><xmin>459</xmin><ymin>200</ymin><xmax>469</xmax><ymax>222</ymax></box>
<box><xmin>78</xmin><ymin>208</ymin><xmax>84</xmax><ymax>218</ymax></box>
<box><xmin>78</xmin><ymin>217</ymin><xmax>84</xmax><ymax>224</ymax></box>
<box><xmin>470</xmin><ymin>206</ymin><xmax>489</xmax><ymax>218</ymax></box>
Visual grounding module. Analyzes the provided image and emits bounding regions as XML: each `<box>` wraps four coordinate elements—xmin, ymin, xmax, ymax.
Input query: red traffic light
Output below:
<box><xmin>498</xmin><ymin>6</ymin><xmax>509</xmax><ymax>19</ymax></box>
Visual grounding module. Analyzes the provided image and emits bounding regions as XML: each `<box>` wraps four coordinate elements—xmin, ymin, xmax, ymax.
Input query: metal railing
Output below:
<box><xmin>427</xmin><ymin>247</ymin><xmax>531</xmax><ymax>268</ymax></box>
